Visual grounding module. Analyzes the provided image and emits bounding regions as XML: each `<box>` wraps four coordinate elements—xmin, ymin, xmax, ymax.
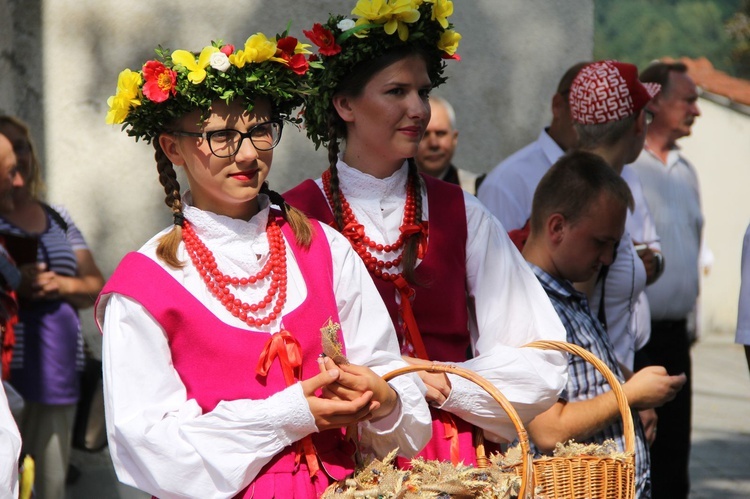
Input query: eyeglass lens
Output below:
<box><xmin>209</xmin><ymin>121</ymin><xmax>281</xmax><ymax>157</ymax></box>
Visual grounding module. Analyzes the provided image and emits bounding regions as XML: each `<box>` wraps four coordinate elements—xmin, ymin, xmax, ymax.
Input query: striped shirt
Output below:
<box><xmin>529</xmin><ymin>263</ymin><xmax>651</xmax><ymax>498</ymax></box>
<box><xmin>2</xmin><ymin>204</ymin><xmax>87</xmax><ymax>399</ymax></box>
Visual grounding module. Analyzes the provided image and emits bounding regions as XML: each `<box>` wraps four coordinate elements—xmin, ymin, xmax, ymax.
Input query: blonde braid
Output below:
<box><xmin>262</xmin><ymin>183</ymin><xmax>312</xmax><ymax>248</ymax></box>
<box><xmin>153</xmin><ymin>141</ymin><xmax>186</xmax><ymax>269</ymax></box>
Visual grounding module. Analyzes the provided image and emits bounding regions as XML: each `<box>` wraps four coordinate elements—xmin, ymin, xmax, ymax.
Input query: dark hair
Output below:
<box><xmin>325</xmin><ymin>47</ymin><xmax>428</xmax><ymax>284</ymax></box>
<box><xmin>556</xmin><ymin>61</ymin><xmax>591</xmax><ymax>102</ymax></box>
<box><xmin>530</xmin><ymin>150</ymin><xmax>634</xmax><ymax>233</ymax></box>
<box><xmin>639</xmin><ymin>61</ymin><xmax>688</xmax><ymax>96</ymax></box>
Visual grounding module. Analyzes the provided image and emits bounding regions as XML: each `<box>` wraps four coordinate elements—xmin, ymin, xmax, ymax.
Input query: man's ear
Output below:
<box><xmin>551</xmin><ymin>92</ymin><xmax>566</xmax><ymax>119</ymax></box>
<box><xmin>332</xmin><ymin>94</ymin><xmax>355</xmax><ymax>123</ymax></box>
<box><xmin>634</xmin><ymin>109</ymin><xmax>647</xmax><ymax>136</ymax></box>
<box><xmin>158</xmin><ymin>133</ymin><xmax>185</xmax><ymax>167</ymax></box>
<box><xmin>548</xmin><ymin>213</ymin><xmax>566</xmax><ymax>245</ymax></box>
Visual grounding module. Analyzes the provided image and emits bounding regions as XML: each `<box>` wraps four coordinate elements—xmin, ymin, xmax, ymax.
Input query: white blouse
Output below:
<box><xmin>309</xmin><ymin>159</ymin><xmax>569</xmax><ymax>443</ymax></box>
<box><xmin>97</xmin><ymin>194</ymin><xmax>431</xmax><ymax>499</ymax></box>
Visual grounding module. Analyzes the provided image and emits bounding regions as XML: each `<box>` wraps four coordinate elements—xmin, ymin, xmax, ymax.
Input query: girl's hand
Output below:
<box><xmin>403</xmin><ymin>356</ymin><xmax>452</xmax><ymax>407</ymax></box>
<box><xmin>318</xmin><ymin>356</ymin><xmax>398</xmax><ymax>421</ymax></box>
<box><xmin>301</xmin><ymin>367</ymin><xmax>377</xmax><ymax>431</ymax></box>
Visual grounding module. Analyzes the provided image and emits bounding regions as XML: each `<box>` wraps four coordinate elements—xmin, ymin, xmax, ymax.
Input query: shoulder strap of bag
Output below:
<box><xmin>41</xmin><ymin>203</ymin><xmax>69</xmax><ymax>233</ymax></box>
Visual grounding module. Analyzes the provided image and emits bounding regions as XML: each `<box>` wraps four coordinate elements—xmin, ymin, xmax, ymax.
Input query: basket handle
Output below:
<box><xmin>522</xmin><ymin>340</ymin><xmax>635</xmax><ymax>454</ymax></box>
<box><xmin>383</xmin><ymin>363</ymin><xmax>534</xmax><ymax>499</ymax></box>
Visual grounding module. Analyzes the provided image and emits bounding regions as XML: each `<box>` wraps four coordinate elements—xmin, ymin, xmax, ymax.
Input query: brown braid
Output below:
<box><xmin>153</xmin><ymin>140</ymin><xmax>186</xmax><ymax>269</ymax></box>
<box><xmin>325</xmin><ymin>111</ymin><xmax>346</xmax><ymax>232</ymax></box>
<box><xmin>261</xmin><ymin>183</ymin><xmax>312</xmax><ymax>248</ymax></box>
<box><xmin>401</xmin><ymin>158</ymin><xmax>424</xmax><ymax>284</ymax></box>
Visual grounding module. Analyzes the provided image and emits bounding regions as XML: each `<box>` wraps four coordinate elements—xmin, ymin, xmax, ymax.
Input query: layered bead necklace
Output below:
<box><xmin>322</xmin><ymin>169</ymin><xmax>424</xmax><ymax>282</ymax></box>
<box><xmin>182</xmin><ymin>219</ymin><xmax>288</xmax><ymax>328</ymax></box>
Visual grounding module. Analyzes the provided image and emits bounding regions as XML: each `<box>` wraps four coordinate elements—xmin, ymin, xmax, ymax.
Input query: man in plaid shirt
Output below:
<box><xmin>521</xmin><ymin>151</ymin><xmax>686</xmax><ymax>499</ymax></box>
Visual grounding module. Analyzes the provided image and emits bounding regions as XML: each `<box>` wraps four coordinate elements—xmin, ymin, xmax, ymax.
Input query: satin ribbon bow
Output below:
<box><xmin>342</xmin><ymin>222</ymin><xmax>365</xmax><ymax>242</ymax></box>
<box><xmin>256</xmin><ymin>331</ymin><xmax>321</xmax><ymax>477</ymax></box>
<box><xmin>400</xmin><ymin>222</ymin><xmax>429</xmax><ymax>259</ymax></box>
<box><xmin>256</xmin><ymin>330</ymin><xmax>303</xmax><ymax>386</ymax></box>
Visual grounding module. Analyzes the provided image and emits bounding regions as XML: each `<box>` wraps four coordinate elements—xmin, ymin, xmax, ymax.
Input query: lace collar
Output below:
<box><xmin>335</xmin><ymin>157</ymin><xmax>410</xmax><ymax>200</ymax></box>
<box><xmin>182</xmin><ymin>191</ymin><xmax>273</xmax><ymax>270</ymax></box>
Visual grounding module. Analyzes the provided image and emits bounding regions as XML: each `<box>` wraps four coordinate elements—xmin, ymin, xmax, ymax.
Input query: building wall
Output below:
<box><xmin>680</xmin><ymin>96</ymin><xmax>750</xmax><ymax>336</ymax></box>
<box><xmin>0</xmin><ymin>0</ymin><xmax>593</xmax><ymax>347</ymax></box>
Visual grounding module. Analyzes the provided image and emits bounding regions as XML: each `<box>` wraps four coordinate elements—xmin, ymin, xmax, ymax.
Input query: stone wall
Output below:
<box><xmin>0</xmin><ymin>0</ymin><xmax>593</xmax><ymax>347</ymax></box>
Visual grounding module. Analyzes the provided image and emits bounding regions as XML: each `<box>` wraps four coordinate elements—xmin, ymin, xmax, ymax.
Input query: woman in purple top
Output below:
<box><xmin>0</xmin><ymin>115</ymin><xmax>105</xmax><ymax>499</ymax></box>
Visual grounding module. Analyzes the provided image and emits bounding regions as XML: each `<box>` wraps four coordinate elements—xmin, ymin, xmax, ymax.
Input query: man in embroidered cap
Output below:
<box><xmin>568</xmin><ymin>60</ymin><xmax>666</xmax><ymax>371</ymax></box>
<box><xmin>630</xmin><ymin>61</ymin><xmax>703</xmax><ymax>499</ymax></box>
<box><xmin>478</xmin><ymin>61</ymin><xmax>588</xmax><ymax>248</ymax></box>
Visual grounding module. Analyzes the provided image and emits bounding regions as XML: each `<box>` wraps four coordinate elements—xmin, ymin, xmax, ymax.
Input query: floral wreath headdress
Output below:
<box><xmin>302</xmin><ymin>0</ymin><xmax>461</xmax><ymax>149</ymax></box>
<box><xmin>106</xmin><ymin>27</ymin><xmax>317</xmax><ymax>143</ymax></box>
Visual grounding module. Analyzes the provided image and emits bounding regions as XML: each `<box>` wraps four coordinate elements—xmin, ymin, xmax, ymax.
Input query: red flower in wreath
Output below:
<box><xmin>142</xmin><ymin>60</ymin><xmax>176</xmax><ymax>103</ymax></box>
<box><xmin>287</xmin><ymin>53</ymin><xmax>310</xmax><ymax>75</ymax></box>
<box><xmin>276</xmin><ymin>36</ymin><xmax>298</xmax><ymax>57</ymax></box>
<box><xmin>275</xmin><ymin>36</ymin><xmax>310</xmax><ymax>75</ymax></box>
<box><xmin>303</xmin><ymin>23</ymin><xmax>341</xmax><ymax>56</ymax></box>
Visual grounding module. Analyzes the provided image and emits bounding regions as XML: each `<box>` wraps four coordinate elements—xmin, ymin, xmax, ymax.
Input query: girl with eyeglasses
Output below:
<box><xmin>98</xmin><ymin>31</ymin><xmax>430</xmax><ymax>498</ymax></box>
<box><xmin>285</xmin><ymin>1</ymin><xmax>568</xmax><ymax>466</ymax></box>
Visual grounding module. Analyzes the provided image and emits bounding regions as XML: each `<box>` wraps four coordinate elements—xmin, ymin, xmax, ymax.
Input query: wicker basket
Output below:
<box><xmin>383</xmin><ymin>340</ymin><xmax>636</xmax><ymax>499</ymax></box>
<box><xmin>520</xmin><ymin>340</ymin><xmax>636</xmax><ymax>499</ymax></box>
<box><xmin>382</xmin><ymin>363</ymin><xmax>535</xmax><ymax>498</ymax></box>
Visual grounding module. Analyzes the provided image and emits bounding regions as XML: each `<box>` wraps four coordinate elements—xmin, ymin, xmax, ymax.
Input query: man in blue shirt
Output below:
<box><xmin>521</xmin><ymin>150</ymin><xmax>686</xmax><ymax>498</ymax></box>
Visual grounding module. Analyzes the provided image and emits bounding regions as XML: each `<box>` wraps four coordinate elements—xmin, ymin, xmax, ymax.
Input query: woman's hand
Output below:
<box><xmin>17</xmin><ymin>249</ymin><xmax>104</xmax><ymax>308</ymax></box>
<box><xmin>318</xmin><ymin>356</ymin><xmax>399</xmax><ymax>421</ymax></box>
<box><xmin>402</xmin><ymin>356</ymin><xmax>452</xmax><ymax>407</ymax></box>
<box><xmin>301</xmin><ymin>367</ymin><xmax>376</xmax><ymax>432</ymax></box>
<box><xmin>18</xmin><ymin>263</ymin><xmax>51</xmax><ymax>300</ymax></box>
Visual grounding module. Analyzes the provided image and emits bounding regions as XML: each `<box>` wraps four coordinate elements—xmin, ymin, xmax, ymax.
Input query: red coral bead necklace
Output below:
<box><xmin>322</xmin><ymin>169</ymin><xmax>419</xmax><ymax>282</ymax></box>
<box><xmin>182</xmin><ymin>219</ymin><xmax>287</xmax><ymax>327</ymax></box>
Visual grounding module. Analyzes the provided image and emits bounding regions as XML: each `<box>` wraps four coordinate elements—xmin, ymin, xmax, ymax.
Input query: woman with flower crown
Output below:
<box><xmin>98</xmin><ymin>30</ymin><xmax>431</xmax><ymax>498</ymax></box>
<box><xmin>285</xmin><ymin>0</ymin><xmax>569</xmax><ymax>466</ymax></box>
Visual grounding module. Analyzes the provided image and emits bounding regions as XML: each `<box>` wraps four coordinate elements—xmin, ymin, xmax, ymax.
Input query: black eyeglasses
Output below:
<box><xmin>170</xmin><ymin>119</ymin><xmax>283</xmax><ymax>158</ymax></box>
<box><xmin>644</xmin><ymin>109</ymin><xmax>654</xmax><ymax>126</ymax></box>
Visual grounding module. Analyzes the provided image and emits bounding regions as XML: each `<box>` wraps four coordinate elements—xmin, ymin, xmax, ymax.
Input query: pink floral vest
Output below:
<box><xmin>98</xmin><ymin>219</ymin><xmax>354</xmax><ymax>498</ymax></box>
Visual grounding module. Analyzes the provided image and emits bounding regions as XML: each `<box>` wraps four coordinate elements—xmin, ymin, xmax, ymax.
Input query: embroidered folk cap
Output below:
<box><xmin>105</xmin><ymin>29</ymin><xmax>316</xmax><ymax>143</ymax></box>
<box><xmin>301</xmin><ymin>0</ymin><xmax>461</xmax><ymax>149</ymax></box>
<box><xmin>570</xmin><ymin>60</ymin><xmax>661</xmax><ymax>125</ymax></box>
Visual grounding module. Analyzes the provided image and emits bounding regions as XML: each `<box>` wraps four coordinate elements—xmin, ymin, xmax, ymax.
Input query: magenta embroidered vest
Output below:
<box><xmin>285</xmin><ymin>175</ymin><xmax>485</xmax><ymax>465</ymax></box>
<box><xmin>98</xmin><ymin>219</ymin><xmax>354</xmax><ymax>498</ymax></box>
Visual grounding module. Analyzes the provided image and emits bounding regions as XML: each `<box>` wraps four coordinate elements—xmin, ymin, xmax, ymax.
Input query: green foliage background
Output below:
<box><xmin>595</xmin><ymin>0</ymin><xmax>750</xmax><ymax>77</ymax></box>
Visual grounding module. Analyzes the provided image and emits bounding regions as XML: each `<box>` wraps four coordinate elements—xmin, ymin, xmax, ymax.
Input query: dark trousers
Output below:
<box><xmin>634</xmin><ymin>319</ymin><xmax>692</xmax><ymax>499</ymax></box>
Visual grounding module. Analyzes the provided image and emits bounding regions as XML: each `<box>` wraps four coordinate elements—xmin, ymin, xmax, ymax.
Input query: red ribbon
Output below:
<box><xmin>342</xmin><ymin>222</ymin><xmax>365</xmax><ymax>242</ymax></box>
<box><xmin>392</xmin><ymin>276</ymin><xmax>429</xmax><ymax>361</ymax></box>
<box><xmin>399</xmin><ymin>224</ymin><xmax>422</xmax><ymax>237</ymax></box>
<box><xmin>439</xmin><ymin>410</ymin><xmax>461</xmax><ymax>466</ymax></box>
<box><xmin>256</xmin><ymin>330</ymin><xmax>303</xmax><ymax>386</ymax></box>
<box><xmin>256</xmin><ymin>331</ymin><xmax>321</xmax><ymax>477</ymax></box>
<box><xmin>417</xmin><ymin>221</ymin><xmax>429</xmax><ymax>259</ymax></box>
